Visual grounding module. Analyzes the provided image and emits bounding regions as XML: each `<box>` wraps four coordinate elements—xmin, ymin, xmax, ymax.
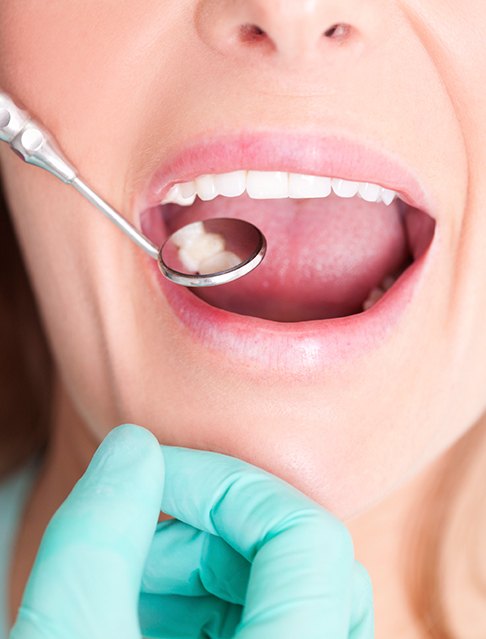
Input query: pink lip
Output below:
<box><xmin>143</xmin><ymin>249</ymin><xmax>434</xmax><ymax>375</ymax></box>
<box><xmin>134</xmin><ymin>130</ymin><xmax>437</xmax><ymax>218</ymax></box>
<box><xmin>135</xmin><ymin>130</ymin><xmax>439</xmax><ymax>376</ymax></box>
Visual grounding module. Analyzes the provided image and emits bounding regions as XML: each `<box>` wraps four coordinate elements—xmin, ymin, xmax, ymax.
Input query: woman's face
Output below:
<box><xmin>1</xmin><ymin>0</ymin><xmax>485</xmax><ymax>520</ymax></box>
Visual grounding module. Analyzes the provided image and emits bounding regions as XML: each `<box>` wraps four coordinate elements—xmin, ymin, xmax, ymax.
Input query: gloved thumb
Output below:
<box><xmin>10</xmin><ymin>424</ymin><xmax>164</xmax><ymax>639</ymax></box>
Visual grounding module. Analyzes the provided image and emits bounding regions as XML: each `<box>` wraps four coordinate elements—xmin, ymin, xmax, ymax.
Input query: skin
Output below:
<box><xmin>1</xmin><ymin>1</ymin><xmax>486</xmax><ymax>636</ymax></box>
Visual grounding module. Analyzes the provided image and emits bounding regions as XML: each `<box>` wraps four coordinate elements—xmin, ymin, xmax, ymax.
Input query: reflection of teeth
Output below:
<box><xmin>362</xmin><ymin>273</ymin><xmax>398</xmax><ymax>311</ymax></box>
<box><xmin>198</xmin><ymin>251</ymin><xmax>241</xmax><ymax>274</ymax></box>
<box><xmin>161</xmin><ymin>171</ymin><xmax>399</xmax><ymax>207</ymax></box>
<box><xmin>170</xmin><ymin>221</ymin><xmax>205</xmax><ymax>247</ymax></box>
<box><xmin>178</xmin><ymin>232</ymin><xmax>225</xmax><ymax>272</ymax></box>
<box><xmin>177</xmin><ymin>248</ymin><xmax>200</xmax><ymax>273</ymax></box>
<box><xmin>174</xmin><ymin>225</ymin><xmax>241</xmax><ymax>274</ymax></box>
<box><xmin>171</xmin><ymin>223</ymin><xmax>231</xmax><ymax>273</ymax></box>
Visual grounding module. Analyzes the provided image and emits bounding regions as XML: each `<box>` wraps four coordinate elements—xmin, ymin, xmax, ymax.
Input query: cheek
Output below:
<box><xmin>0</xmin><ymin>4</ymin><xmax>114</xmax><ymax>120</ymax></box>
<box><xmin>0</xmin><ymin>6</ymin><xmax>123</xmax><ymax>186</ymax></box>
<box><xmin>0</xmin><ymin>149</ymin><xmax>117</xmax><ymax>422</ymax></box>
<box><xmin>0</xmin><ymin>2</ymin><xmax>188</xmax><ymax>174</ymax></box>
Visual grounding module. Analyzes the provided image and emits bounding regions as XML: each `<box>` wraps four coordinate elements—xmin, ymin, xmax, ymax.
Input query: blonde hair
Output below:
<box><xmin>0</xmin><ymin>174</ymin><xmax>484</xmax><ymax>637</ymax></box>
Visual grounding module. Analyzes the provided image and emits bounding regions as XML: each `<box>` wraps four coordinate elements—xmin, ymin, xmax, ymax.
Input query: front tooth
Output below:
<box><xmin>331</xmin><ymin>178</ymin><xmax>360</xmax><ymax>198</ymax></box>
<box><xmin>288</xmin><ymin>173</ymin><xmax>332</xmax><ymax>198</ymax></box>
<box><xmin>195</xmin><ymin>175</ymin><xmax>218</xmax><ymax>201</ymax></box>
<box><xmin>358</xmin><ymin>182</ymin><xmax>382</xmax><ymax>203</ymax></box>
<box><xmin>198</xmin><ymin>250</ymin><xmax>241</xmax><ymax>274</ymax></box>
<box><xmin>214</xmin><ymin>171</ymin><xmax>247</xmax><ymax>198</ymax></box>
<box><xmin>380</xmin><ymin>188</ymin><xmax>397</xmax><ymax>206</ymax></box>
<box><xmin>246</xmin><ymin>171</ymin><xmax>288</xmax><ymax>199</ymax></box>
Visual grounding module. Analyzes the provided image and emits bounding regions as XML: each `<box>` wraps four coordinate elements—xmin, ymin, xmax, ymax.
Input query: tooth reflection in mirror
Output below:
<box><xmin>158</xmin><ymin>218</ymin><xmax>267</xmax><ymax>287</ymax></box>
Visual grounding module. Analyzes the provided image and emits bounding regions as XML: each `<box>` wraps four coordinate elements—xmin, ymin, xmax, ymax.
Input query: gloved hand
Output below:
<box><xmin>9</xmin><ymin>424</ymin><xmax>374</xmax><ymax>639</ymax></box>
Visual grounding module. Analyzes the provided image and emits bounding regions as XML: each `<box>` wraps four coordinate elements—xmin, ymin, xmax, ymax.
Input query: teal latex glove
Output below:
<box><xmin>10</xmin><ymin>424</ymin><xmax>374</xmax><ymax>639</ymax></box>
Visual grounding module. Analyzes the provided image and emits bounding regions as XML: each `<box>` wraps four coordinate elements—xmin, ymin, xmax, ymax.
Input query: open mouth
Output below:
<box><xmin>141</xmin><ymin>170</ymin><xmax>435</xmax><ymax>323</ymax></box>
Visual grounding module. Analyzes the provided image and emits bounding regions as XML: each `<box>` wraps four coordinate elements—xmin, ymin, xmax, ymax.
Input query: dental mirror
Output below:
<box><xmin>160</xmin><ymin>218</ymin><xmax>266</xmax><ymax>286</ymax></box>
<box><xmin>0</xmin><ymin>92</ymin><xmax>266</xmax><ymax>287</ymax></box>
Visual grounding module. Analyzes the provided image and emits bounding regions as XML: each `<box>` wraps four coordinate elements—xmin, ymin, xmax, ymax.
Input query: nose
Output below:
<box><xmin>196</xmin><ymin>0</ymin><xmax>379</xmax><ymax>66</ymax></box>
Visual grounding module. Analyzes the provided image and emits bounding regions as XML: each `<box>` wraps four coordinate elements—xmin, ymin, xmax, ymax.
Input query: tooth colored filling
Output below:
<box><xmin>146</xmin><ymin>171</ymin><xmax>435</xmax><ymax>322</ymax></box>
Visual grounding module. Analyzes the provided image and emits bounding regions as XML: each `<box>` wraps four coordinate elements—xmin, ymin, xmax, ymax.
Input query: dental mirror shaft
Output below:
<box><xmin>0</xmin><ymin>92</ymin><xmax>159</xmax><ymax>259</ymax></box>
<box><xmin>71</xmin><ymin>178</ymin><xmax>159</xmax><ymax>260</ymax></box>
<box><xmin>0</xmin><ymin>92</ymin><xmax>266</xmax><ymax>286</ymax></box>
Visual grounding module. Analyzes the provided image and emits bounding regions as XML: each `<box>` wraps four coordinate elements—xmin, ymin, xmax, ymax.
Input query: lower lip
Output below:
<box><xmin>144</xmin><ymin>230</ymin><xmax>437</xmax><ymax>376</ymax></box>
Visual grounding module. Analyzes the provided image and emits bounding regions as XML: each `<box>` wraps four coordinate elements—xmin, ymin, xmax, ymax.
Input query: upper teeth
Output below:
<box><xmin>161</xmin><ymin>171</ymin><xmax>398</xmax><ymax>207</ymax></box>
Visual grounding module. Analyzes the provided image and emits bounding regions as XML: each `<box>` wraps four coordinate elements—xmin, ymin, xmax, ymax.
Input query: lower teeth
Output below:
<box><xmin>362</xmin><ymin>273</ymin><xmax>398</xmax><ymax>311</ymax></box>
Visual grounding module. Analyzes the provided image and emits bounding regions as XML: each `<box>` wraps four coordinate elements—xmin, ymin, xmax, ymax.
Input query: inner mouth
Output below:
<box><xmin>142</xmin><ymin>179</ymin><xmax>435</xmax><ymax>323</ymax></box>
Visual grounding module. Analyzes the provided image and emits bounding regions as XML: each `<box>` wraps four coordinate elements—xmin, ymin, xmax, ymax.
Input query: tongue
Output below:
<box><xmin>164</xmin><ymin>193</ymin><xmax>410</xmax><ymax>321</ymax></box>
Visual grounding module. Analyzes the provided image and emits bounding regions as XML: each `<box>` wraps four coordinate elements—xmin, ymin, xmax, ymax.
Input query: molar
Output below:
<box><xmin>362</xmin><ymin>287</ymin><xmax>385</xmax><ymax>311</ymax></box>
<box><xmin>362</xmin><ymin>273</ymin><xmax>398</xmax><ymax>311</ymax></box>
<box><xmin>178</xmin><ymin>231</ymin><xmax>225</xmax><ymax>272</ymax></box>
<box><xmin>171</xmin><ymin>222</ymin><xmax>234</xmax><ymax>274</ymax></box>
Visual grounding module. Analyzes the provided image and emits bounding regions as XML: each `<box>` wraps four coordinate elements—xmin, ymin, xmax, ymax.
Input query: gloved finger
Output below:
<box><xmin>10</xmin><ymin>424</ymin><xmax>164</xmax><ymax>639</ymax></box>
<box><xmin>160</xmin><ymin>446</ymin><xmax>356</xmax><ymax>639</ymax></box>
<box><xmin>139</xmin><ymin>591</ymin><xmax>243</xmax><ymax>639</ymax></box>
<box><xmin>349</xmin><ymin>561</ymin><xmax>374</xmax><ymax>638</ymax></box>
<box><xmin>142</xmin><ymin>518</ymin><xmax>251</xmax><ymax>604</ymax></box>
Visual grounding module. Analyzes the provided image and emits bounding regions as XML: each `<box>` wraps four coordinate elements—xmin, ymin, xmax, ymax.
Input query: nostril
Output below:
<box><xmin>324</xmin><ymin>23</ymin><xmax>352</xmax><ymax>39</ymax></box>
<box><xmin>239</xmin><ymin>23</ymin><xmax>271</xmax><ymax>47</ymax></box>
<box><xmin>238</xmin><ymin>21</ymin><xmax>353</xmax><ymax>52</ymax></box>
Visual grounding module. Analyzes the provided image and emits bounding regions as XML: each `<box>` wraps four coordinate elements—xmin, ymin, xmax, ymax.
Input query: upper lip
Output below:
<box><xmin>133</xmin><ymin>129</ymin><xmax>437</xmax><ymax>219</ymax></box>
